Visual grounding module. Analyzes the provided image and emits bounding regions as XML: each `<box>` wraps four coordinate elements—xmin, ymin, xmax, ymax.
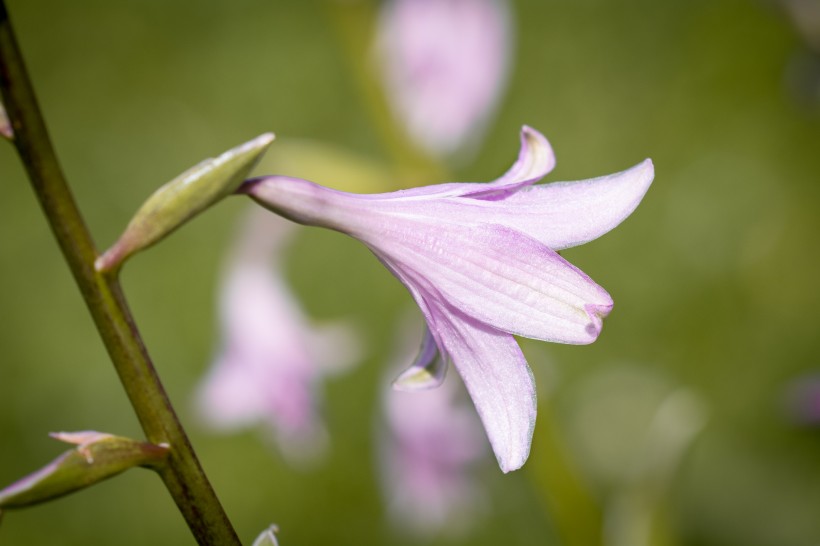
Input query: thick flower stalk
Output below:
<box><xmin>242</xmin><ymin>126</ymin><xmax>654</xmax><ymax>472</ymax></box>
<box><xmin>196</xmin><ymin>208</ymin><xmax>360</xmax><ymax>464</ymax></box>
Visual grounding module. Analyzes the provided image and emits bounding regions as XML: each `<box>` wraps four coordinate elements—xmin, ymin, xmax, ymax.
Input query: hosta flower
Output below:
<box><xmin>242</xmin><ymin>126</ymin><xmax>654</xmax><ymax>472</ymax></box>
<box><xmin>375</xmin><ymin>0</ymin><xmax>512</xmax><ymax>157</ymax></box>
<box><xmin>196</xmin><ymin>208</ymin><xmax>359</xmax><ymax>464</ymax></box>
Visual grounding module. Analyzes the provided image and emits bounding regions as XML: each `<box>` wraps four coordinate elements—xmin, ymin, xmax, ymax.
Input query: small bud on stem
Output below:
<box><xmin>96</xmin><ymin>133</ymin><xmax>275</xmax><ymax>273</ymax></box>
<box><xmin>0</xmin><ymin>431</ymin><xmax>169</xmax><ymax>510</ymax></box>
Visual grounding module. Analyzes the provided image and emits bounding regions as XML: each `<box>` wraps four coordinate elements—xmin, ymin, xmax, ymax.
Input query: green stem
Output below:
<box><xmin>0</xmin><ymin>4</ymin><xmax>240</xmax><ymax>545</ymax></box>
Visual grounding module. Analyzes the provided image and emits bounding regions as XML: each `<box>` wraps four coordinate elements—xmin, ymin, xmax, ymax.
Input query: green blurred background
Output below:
<box><xmin>1</xmin><ymin>0</ymin><xmax>819</xmax><ymax>544</ymax></box>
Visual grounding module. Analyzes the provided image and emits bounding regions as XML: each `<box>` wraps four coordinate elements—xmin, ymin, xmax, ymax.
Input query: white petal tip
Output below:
<box><xmin>499</xmin><ymin>457</ymin><xmax>527</xmax><ymax>474</ymax></box>
<box><xmin>631</xmin><ymin>159</ymin><xmax>656</xmax><ymax>197</ymax></box>
<box><xmin>611</xmin><ymin>158</ymin><xmax>655</xmax><ymax>201</ymax></box>
<box><xmin>639</xmin><ymin>158</ymin><xmax>655</xmax><ymax>179</ymax></box>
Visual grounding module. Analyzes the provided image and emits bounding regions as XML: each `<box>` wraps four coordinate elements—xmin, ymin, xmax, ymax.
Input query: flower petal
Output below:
<box><xmin>460</xmin><ymin>126</ymin><xmax>555</xmax><ymax>199</ymax></box>
<box><xmin>493</xmin><ymin>158</ymin><xmax>654</xmax><ymax>249</ymax></box>
<box><xmin>382</xmin><ymin>159</ymin><xmax>654</xmax><ymax>250</ymax></box>
<box><xmin>429</xmin><ymin>303</ymin><xmax>536</xmax><ymax>473</ymax></box>
<box><xmin>393</xmin><ymin>324</ymin><xmax>448</xmax><ymax>391</ymax></box>
<box><xmin>368</xmin><ymin>126</ymin><xmax>554</xmax><ymax>201</ymax></box>
<box><xmin>242</xmin><ymin>127</ymin><xmax>557</xmax><ymax>231</ymax></box>
<box><xmin>378</xmin><ymin>222</ymin><xmax>613</xmax><ymax>344</ymax></box>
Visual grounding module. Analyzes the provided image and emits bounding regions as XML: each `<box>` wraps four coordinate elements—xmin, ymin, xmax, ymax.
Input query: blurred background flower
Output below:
<box><xmin>195</xmin><ymin>207</ymin><xmax>360</xmax><ymax>466</ymax></box>
<box><xmin>1</xmin><ymin>0</ymin><xmax>819</xmax><ymax>544</ymax></box>
<box><xmin>375</xmin><ymin>0</ymin><xmax>512</xmax><ymax>160</ymax></box>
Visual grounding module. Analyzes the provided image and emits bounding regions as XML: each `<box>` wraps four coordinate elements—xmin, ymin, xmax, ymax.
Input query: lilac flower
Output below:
<box><xmin>375</xmin><ymin>0</ymin><xmax>512</xmax><ymax>157</ymax></box>
<box><xmin>242</xmin><ymin>126</ymin><xmax>654</xmax><ymax>472</ymax></box>
<box><xmin>379</xmin><ymin>320</ymin><xmax>488</xmax><ymax>535</ymax></box>
<box><xmin>195</xmin><ymin>208</ymin><xmax>359</xmax><ymax>464</ymax></box>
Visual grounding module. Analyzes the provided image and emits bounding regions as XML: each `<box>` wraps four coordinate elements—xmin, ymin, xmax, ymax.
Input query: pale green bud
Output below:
<box><xmin>96</xmin><ymin>133</ymin><xmax>275</xmax><ymax>273</ymax></box>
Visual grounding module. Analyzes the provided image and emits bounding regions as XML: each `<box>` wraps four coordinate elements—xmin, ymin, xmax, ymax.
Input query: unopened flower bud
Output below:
<box><xmin>0</xmin><ymin>431</ymin><xmax>168</xmax><ymax>510</ymax></box>
<box><xmin>96</xmin><ymin>133</ymin><xmax>275</xmax><ymax>273</ymax></box>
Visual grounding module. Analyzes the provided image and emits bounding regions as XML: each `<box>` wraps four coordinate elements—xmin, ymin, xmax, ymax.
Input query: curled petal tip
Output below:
<box><xmin>520</xmin><ymin>125</ymin><xmax>544</xmax><ymax>140</ymax></box>
<box><xmin>517</xmin><ymin>126</ymin><xmax>556</xmax><ymax>180</ymax></box>
<box><xmin>392</xmin><ymin>367</ymin><xmax>443</xmax><ymax>392</ymax></box>
<box><xmin>631</xmin><ymin>158</ymin><xmax>655</xmax><ymax>195</ymax></box>
<box><xmin>637</xmin><ymin>158</ymin><xmax>655</xmax><ymax>181</ymax></box>
<box><xmin>463</xmin><ymin>126</ymin><xmax>556</xmax><ymax>199</ymax></box>
<box><xmin>582</xmin><ymin>302</ymin><xmax>613</xmax><ymax>342</ymax></box>
<box><xmin>624</xmin><ymin>157</ymin><xmax>655</xmax><ymax>213</ymax></box>
<box><xmin>392</xmin><ymin>325</ymin><xmax>447</xmax><ymax>392</ymax></box>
